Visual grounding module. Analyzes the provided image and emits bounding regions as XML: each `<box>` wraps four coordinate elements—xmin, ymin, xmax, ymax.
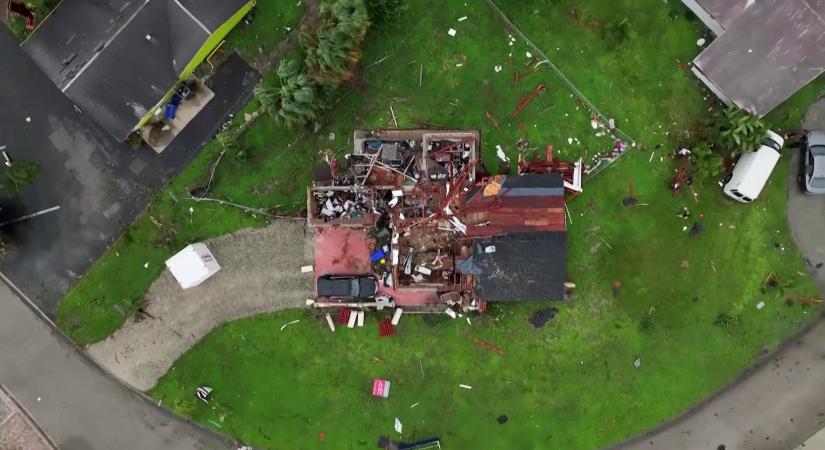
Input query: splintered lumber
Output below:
<box><xmin>473</xmin><ymin>338</ymin><xmax>505</xmax><ymax>355</ymax></box>
<box><xmin>485</xmin><ymin>110</ymin><xmax>503</xmax><ymax>134</ymax></box>
<box><xmin>511</xmin><ymin>83</ymin><xmax>546</xmax><ymax>119</ymax></box>
<box><xmin>787</xmin><ymin>295</ymin><xmax>824</xmax><ymax>304</ymax></box>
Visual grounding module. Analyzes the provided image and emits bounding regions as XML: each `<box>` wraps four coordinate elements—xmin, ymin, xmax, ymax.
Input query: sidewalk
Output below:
<box><xmin>0</xmin><ymin>280</ymin><xmax>232</xmax><ymax>450</ymax></box>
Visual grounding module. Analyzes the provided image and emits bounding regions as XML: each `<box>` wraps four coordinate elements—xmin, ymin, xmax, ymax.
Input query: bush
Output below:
<box><xmin>365</xmin><ymin>0</ymin><xmax>405</xmax><ymax>24</ymax></box>
<box><xmin>714</xmin><ymin>106</ymin><xmax>766</xmax><ymax>155</ymax></box>
<box><xmin>603</xmin><ymin>18</ymin><xmax>636</xmax><ymax>48</ymax></box>
<box><xmin>3</xmin><ymin>161</ymin><xmax>41</xmax><ymax>197</ymax></box>
<box><xmin>255</xmin><ymin>59</ymin><xmax>330</xmax><ymax>128</ymax></box>
<box><xmin>714</xmin><ymin>312</ymin><xmax>738</xmax><ymax>328</ymax></box>
<box><xmin>691</xmin><ymin>143</ymin><xmax>724</xmax><ymax>179</ymax></box>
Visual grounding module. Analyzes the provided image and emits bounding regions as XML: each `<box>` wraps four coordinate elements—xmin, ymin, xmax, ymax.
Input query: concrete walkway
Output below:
<box><xmin>0</xmin><ymin>280</ymin><xmax>233</xmax><ymax>450</ymax></box>
<box><xmin>613</xmin><ymin>150</ymin><xmax>825</xmax><ymax>449</ymax></box>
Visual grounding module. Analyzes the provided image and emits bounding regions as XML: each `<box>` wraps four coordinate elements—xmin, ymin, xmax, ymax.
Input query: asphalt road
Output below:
<box><xmin>0</xmin><ymin>278</ymin><xmax>233</xmax><ymax>450</ymax></box>
<box><xmin>0</xmin><ymin>28</ymin><xmax>258</xmax><ymax>316</ymax></box>
<box><xmin>612</xmin><ymin>150</ymin><xmax>825</xmax><ymax>450</ymax></box>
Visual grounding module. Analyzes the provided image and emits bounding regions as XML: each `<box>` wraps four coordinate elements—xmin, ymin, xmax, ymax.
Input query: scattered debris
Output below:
<box><xmin>756</xmin><ymin>301</ymin><xmax>766</xmax><ymax>310</ymax></box>
<box><xmin>410</xmin><ymin>402</ymin><xmax>419</xmax><ymax>408</ymax></box>
<box><xmin>459</xmin><ymin>384</ymin><xmax>473</xmax><ymax>390</ymax></box>
<box><xmin>325</xmin><ymin>313</ymin><xmax>336</xmax><ymax>332</ymax></box>
<box><xmin>633</xmin><ymin>357</ymin><xmax>641</xmax><ymax>368</ymax></box>
<box><xmin>447</xmin><ymin>28</ymin><xmax>457</xmax><ymax>37</ymax></box>
<box><xmin>280</xmin><ymin>320</ymin><xmax>300</xmax><ymax>331</ymax></box>
<box><xmin>472</xmin><ymin>338</ymin><xmax>505</xmax><ymax>355</ymax></box>
<box><xmin>528</xmin><ymin>307</ymin><xmax>558</xmax><ymax>328</ymax></box>
<box><xmin>394</xmin><ymin>418</ymin><xmax>403</xmax><ymax>433</ymax></box>
<box><xmin>195</xmin><ymin>386</ymin><xmax>212</xmax><ymax>403</ymax></box>
<box><xmin>378</xmin><ymin>318</ymin><xmax>395</xmax><ymax>337</ymax></box>
<box><xmin>300</xmin><ymin>265</ymin><xmax>314</xmax><ymax>273</ymax></box>
<box><xmin>786</xmin><ymin>296</ymin><xmax>824</xmax><ymax>304</ymax></box>
<box><xmin>372</xmin><ymin>379</ymin><xmax>391</xmax><ymax>398</ymax></box>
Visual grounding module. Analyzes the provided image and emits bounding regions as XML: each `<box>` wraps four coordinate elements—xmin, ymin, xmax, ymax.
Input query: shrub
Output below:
<box><xmin>714</xmin><ymin>312</ymin><xmax>738</xmax><ymax>328</ymax></box>
<box><xmin>714</xmin><ymin>106</ymin><xmax>766</xmax><ymax>155</ymax></box>
<box><xmin>3</xmin><ymin>161</ymin><xmax>41</xmax><ymax>197</ymax></box>
<box><xmin>603</xmin><ymin>18</ymin><xmax>636</xmax><ymax>48</ymax></box>
<box><xmin>691</xmin><ymin>143</ymin><xmax>724</xmax><ymax>179</ymax></box>
<box><xmin>256</xmin><ymin>59</ymin><xmax>329</xmax><ymax>128</ymax></box>
<box><xmin>365</xmin><ymin>0</ymin><xmax>405</xmax><ymax>24</ymax></box>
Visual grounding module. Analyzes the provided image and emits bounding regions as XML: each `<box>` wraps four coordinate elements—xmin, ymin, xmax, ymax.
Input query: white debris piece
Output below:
<box><xmin>347</xmin><ymin>310</ymin><xmax>357</xmax><ymax>328</ymax></box>
<box><xmin>459</xmin><ymin>384</ymin><xmax>473</xmax><ymax>390</ymax></box>
<box><xmin>305</xmin><ymin>298</ymin><xmax>315</xmax><ymax>306</ymax></box>
<box><xmin>591</xmin><ymin>118</ymin><xmax>599</xmax><ymax>129</ymax></box>
<box><xmin>165</xmin><ymin>243</ymin><xmax>220</xmax><ymax>289</ymax></box>
<box><xmin>567</xmin><ymin>137</ymin><xmax>573</xmax><ymax>145</ymax></box>
<box><xmin>525</xmin><ymin>51</ymin><xmax>532</xmax><ymax>58</ymax></box>
<box><xmin>328</xmin><ymin>132</ymin><xmax>335</xmax><ymax>141</ymax></box>
<box><xmin>696</xmin><ymin>37</ymin><xmax>706</xmax><ymax>46</ymax></box>
<box><xmin>280</xmin><ymin>320</ymin><xmax>300</xmax><ymax>331</ymax></box>
<box><xmin>394</xmin><ymin>418</ymin><xmax>403</xmax><ymax>433</ymax></box>
<box><xmin>300</xmin><ymin>265</ymin><xmax>314</xmax><ymax>273</ymax></box>
<box><xmin>458</xmin><ymin>16</ymin><xmax>467</xmax><ymax>21</ymax></box>
<box><xmin>494</xmin><ymin>64</ymin><xmax>503</xmax><ymax>72</ymax></box>
<box><xmin>357</xmin><ymin>310</ymin><xmax>365</xmax><ymax>327</ymax></box>
<box><xmin>144</xmin><ymin>262</ymin><xmax>149</xmax><ymax>269</ymax></box>
<box><xmin>447</xmin><ymin>28</ymin><xmax>457</xmax><ymax>37</ymax></box>
<box><xmin>25</xmin><ymin>116</ymin><xmax>31</xmax><ymax>123</ymax></box>
<box><xmin>495</xmin><ymin>145</ymin><xmax>509</xmax><ymax>162</ymax></box>
<box><xmin>325</xmin><ymin>313</ymin><xmax>336</xmax><ymax>331</ymax></box>
<box><xmin>484</xmin><ymin>245</ymin><xmax>496</xmax><ymax>253</ymax></box>
<box><xmin>444</xmin><ymin>308</ymin><xmax>457</xmax><ymax>319</ymax></box>
<box><xmin>392</xmin><ymin>308</ymin><xmax>404</xmax><ymax>326</ymax></box>
<box><xmin>756</xmin><ymin>301</ymin><xmax>766</xmax><ymax>310</ymax></box>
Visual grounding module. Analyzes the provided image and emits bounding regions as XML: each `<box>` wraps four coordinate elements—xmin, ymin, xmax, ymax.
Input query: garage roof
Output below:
<box><xmin>692</xmin><ymin>0</ymin><xmax>825</xmax><ymax>116</ymax></box>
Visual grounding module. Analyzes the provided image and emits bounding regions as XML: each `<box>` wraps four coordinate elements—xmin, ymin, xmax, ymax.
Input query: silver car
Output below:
<box><xmin>803</xmin><ymin>131</ymin><xmax>825</xmax><ymax>194</ymax></box>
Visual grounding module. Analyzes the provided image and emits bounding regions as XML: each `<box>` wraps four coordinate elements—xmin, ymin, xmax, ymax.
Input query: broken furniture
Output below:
<box><xmin>165</xmin><ymin>243</ymin><xmax>221</xmax><ymax>289</ymax></box>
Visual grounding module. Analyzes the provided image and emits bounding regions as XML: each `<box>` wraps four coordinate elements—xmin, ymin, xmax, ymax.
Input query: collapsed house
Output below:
<box><xmin>308</xmin><ymin>130</ymin><xmax>580</xmax><ymax>316</ymax></box>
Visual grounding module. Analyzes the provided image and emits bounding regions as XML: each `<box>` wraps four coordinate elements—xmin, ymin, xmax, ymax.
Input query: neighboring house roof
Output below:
<box><xmin>465</xmin><ymin>232</ymin><xmax>567</xmax><ymax>302</ymax></box>
<box><xmin>681</xmin><ymin>0</ymin><xmax>752</xmax><ymax>34</ymax></box>
<box><xmin>464</xmin><ymin>173</ymin><xmax>566</xmax><ymax>237</ymax></box>
<box><xmin>21</xmin><ymin>0</ymin><xmax>248</xmax><ymax>141</ymax></box>
<box><xmin>691</xmin><ymin>0</ymin><xmax>825</xmax><ymax>116</ymax></box>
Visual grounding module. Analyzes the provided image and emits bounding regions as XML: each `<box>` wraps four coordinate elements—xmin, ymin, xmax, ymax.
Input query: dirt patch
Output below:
<box><xmin>87</xmin><ymin>220</ymin><xmax>314</xmax><ymax>391</ymax></box>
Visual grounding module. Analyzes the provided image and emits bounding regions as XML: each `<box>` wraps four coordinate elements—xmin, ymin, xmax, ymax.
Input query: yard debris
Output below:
<box><xmin>756</xmin><ymin>301</ymin><xmax>766</xmax><ymax>310</ymax></box>
<box><xmin>633</xmin><ymin>357</ymin><xmax>641</xmax><ymax>368</ymax></box>
<box><xmin>786</xmin><ymin>295</ymin><xmax>824</xmax><ymax>304</ymax></box>
<box><xmin>681</xmin><ymin>260</ymin><xmax>690</xmax><ymax>268</ymax></box>
<box><xmin>473</xmin><ymin>338</ymin><xmax>505</xmax><ymax>355</ymax></box>
<box><xmin>195</xmin><ymin>386</ymin><xmax>213</xmax><ymax>403</ymax></box>
<box><xmin>410</xmin><ymin>402</ymin><xmax>419</xmax><ymax>408</ymax></box>
<box><xmin>378</xmin><ymin>318</ymin><xmax>395</xmax><ymax>336</ymax></box>
<box><xmin>372</xmin><ymin>378</ymin><xmax>391</xmax><ymax>398</ymax></box>
<box><xmin>459</xmin><ymin>384</ymin><xmax>473</xmax><ymax>389</ymax></box>
<box><xmin>511</xmin><ymin>83</ymin><xmax>546</xmax><ymax>119</ymax></box>
<box><xmin>612</xmin><ymin>280</ymin><xmax>622</xmax><ymax>298</ymax></box>
<box><xmin>458</xmin><ymin>16</ymin><xmax>468</xmax><ymax>21</ymax></box>
<box><xmin>300</xmin><ymin>265</ymin><xmax>314</xmax><ymax>273</ymax></box>
<box><xmin>325</xmin><ymin>313</ymin><xmax>336</xmax><ymax>332</ymax></box>
<box><xmin>528</xmin><ymin>307</ymin><xmax>558</xmax><ymax>328</ymax></box>
<box><xmin>447</xmin><ymin>28</ymin><xmax>457</xmax><ymax>37</ymax></box>
<box><xmin>279</xmin><ymin>319</ymin><xmax>300</xmax><ymax>331</ymax></box>
<box><xmin>621</xmin><ymin>178</ymin><xmax>638</xmax><ymax>206</ymax></box>
<box><xmin>689</xmin><ymin>221</ymin><xmax>704</xmax><ymax>237</ymax></box>
<box><xmin>394</xmin><ymin>418</ymin><xmax>403</xmax><ymax>433</ymax></box>
<box><xmin>391</xmin><ymin>308</ymin><xmax>404</xmax><ymax>325</ymax></box>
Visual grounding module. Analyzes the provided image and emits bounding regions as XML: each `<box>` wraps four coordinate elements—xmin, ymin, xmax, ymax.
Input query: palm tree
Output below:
<box><xmin>304</xmin><ymin>0</ymin><xmax>370</xmax><ymax>84</ymax></box>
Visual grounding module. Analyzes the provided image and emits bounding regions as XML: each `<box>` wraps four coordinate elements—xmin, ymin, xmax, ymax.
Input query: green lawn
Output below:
<box><xmin>151</xmin><ymin>154</ymin><xmax>818</xmax><ymax>450</ymax></box>
<box><xmin>61</xmin><ymin>0</ymin><xmax>823</xmax><ymax>448</ymax></box>
<box><xmin>224</xmin><ymin>0</ymin><xmax>304</xmax><ymax>63</ymax></box>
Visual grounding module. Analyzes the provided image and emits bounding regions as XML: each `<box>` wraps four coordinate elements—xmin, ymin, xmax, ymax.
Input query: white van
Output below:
<box><xmin>722</xmin><ymin>130</ymin><xmax>784</xmax><ymax>203</ymax></box>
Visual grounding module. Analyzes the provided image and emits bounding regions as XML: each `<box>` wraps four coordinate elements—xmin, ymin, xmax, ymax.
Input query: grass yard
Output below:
<box><xmin>224</xmin><ymin>0</ymin><xmax>304</xmax><ymax>63</ymax></box>
<box><xmin>61</xmin><ymin>0</ymin><xmax>823</xmax><ymax>448</ymax></box>
<box><xmin>151</xmin><ymin>155</ymin><xmax>818</xmax><ymax>450</ymax></box>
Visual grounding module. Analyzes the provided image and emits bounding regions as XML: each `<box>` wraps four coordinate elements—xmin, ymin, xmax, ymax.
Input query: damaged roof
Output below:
<box><xmin>466</xmin><ymin>232</ymin><xmax>566</xmax><ymax>302</ymax></box>
<box><xmin>692</xmin><ymin>0</ymin><xmax>825</xmax><ymax>116</ymax></box>
<box><xmin>465</xmin><ymin>173</ymin><xmax>566</xmax><ymax>237</ymax></box>
<box><xmin>21</xmin><ymin>0</ymin><xmax>247</xmax><ymax>141</ymax></box>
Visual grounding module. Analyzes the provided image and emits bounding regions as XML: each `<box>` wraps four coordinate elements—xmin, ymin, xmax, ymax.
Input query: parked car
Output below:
<box><xmin>317</xmin><ymin>275</ymin><xmax>378</xmax><ymax>300</ymax></box>
<box><xmin>722</xmin><ymin>130</ymin><xmax>785</xmax><ymax>203</ymax></box>
<box><xmin>802</xmin><ymin>131</ymin><xmax>825</xmax><ymax>194</ymax></box>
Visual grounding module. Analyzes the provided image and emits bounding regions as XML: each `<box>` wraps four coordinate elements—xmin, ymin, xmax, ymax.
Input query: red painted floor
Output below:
<box><xmin>313</xmin><ymin>227</ymin><xmax>440</xmax><ymax>306</ymax></box>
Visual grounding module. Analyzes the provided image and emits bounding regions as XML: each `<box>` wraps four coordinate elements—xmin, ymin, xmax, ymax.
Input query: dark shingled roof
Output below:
<box><xmin>692</xmin><ymin>0</ymin><xmax>825</xmax><ymax>116</ymax></box>
<box><xmin>468</xmin><ymin>232</ymin><xmax>566</xmax><ymax>302</ymax></box>
<box><xmin>21</xmin><ymin>0</ymin><xmax>247</xmax><ymax>141</ymax></box>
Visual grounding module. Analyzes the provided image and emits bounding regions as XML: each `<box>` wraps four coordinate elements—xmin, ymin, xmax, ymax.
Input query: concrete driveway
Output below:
<box><xmin>612</xmin><ymin>149</ymin><xmax>825</xmax><ymax>450</ymax></box>
<box><xmin>0</xmin><ymin>279</ymin><xmax>233</xmax><ymax>450</ymax></box>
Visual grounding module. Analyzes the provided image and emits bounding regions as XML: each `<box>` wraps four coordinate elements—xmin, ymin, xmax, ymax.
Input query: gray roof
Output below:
<box><xmin>468</xmin><ymin>232</ymin><xmax>566</xmax><ymax>302</ymax></box>
<box><xmin>693</xmin><ymin>0</ymin><xmax>825</xmax><ymax>116</ymax></box>
<box><xmin>691</xmin><ymin>0</ymin><xmax>752</xmax><ymax>31</ymax></box>
<box><xmin>21</xmin><ymin>0</ymin><xmax>247</xmax><ymax>141</ymax></box>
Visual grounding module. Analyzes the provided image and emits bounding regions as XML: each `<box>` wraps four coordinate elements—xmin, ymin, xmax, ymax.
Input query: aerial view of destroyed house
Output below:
<box><xmin>4</xmin><ymin>0</ymin><xmax>825</xmax><ymax>450</ymax></box>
